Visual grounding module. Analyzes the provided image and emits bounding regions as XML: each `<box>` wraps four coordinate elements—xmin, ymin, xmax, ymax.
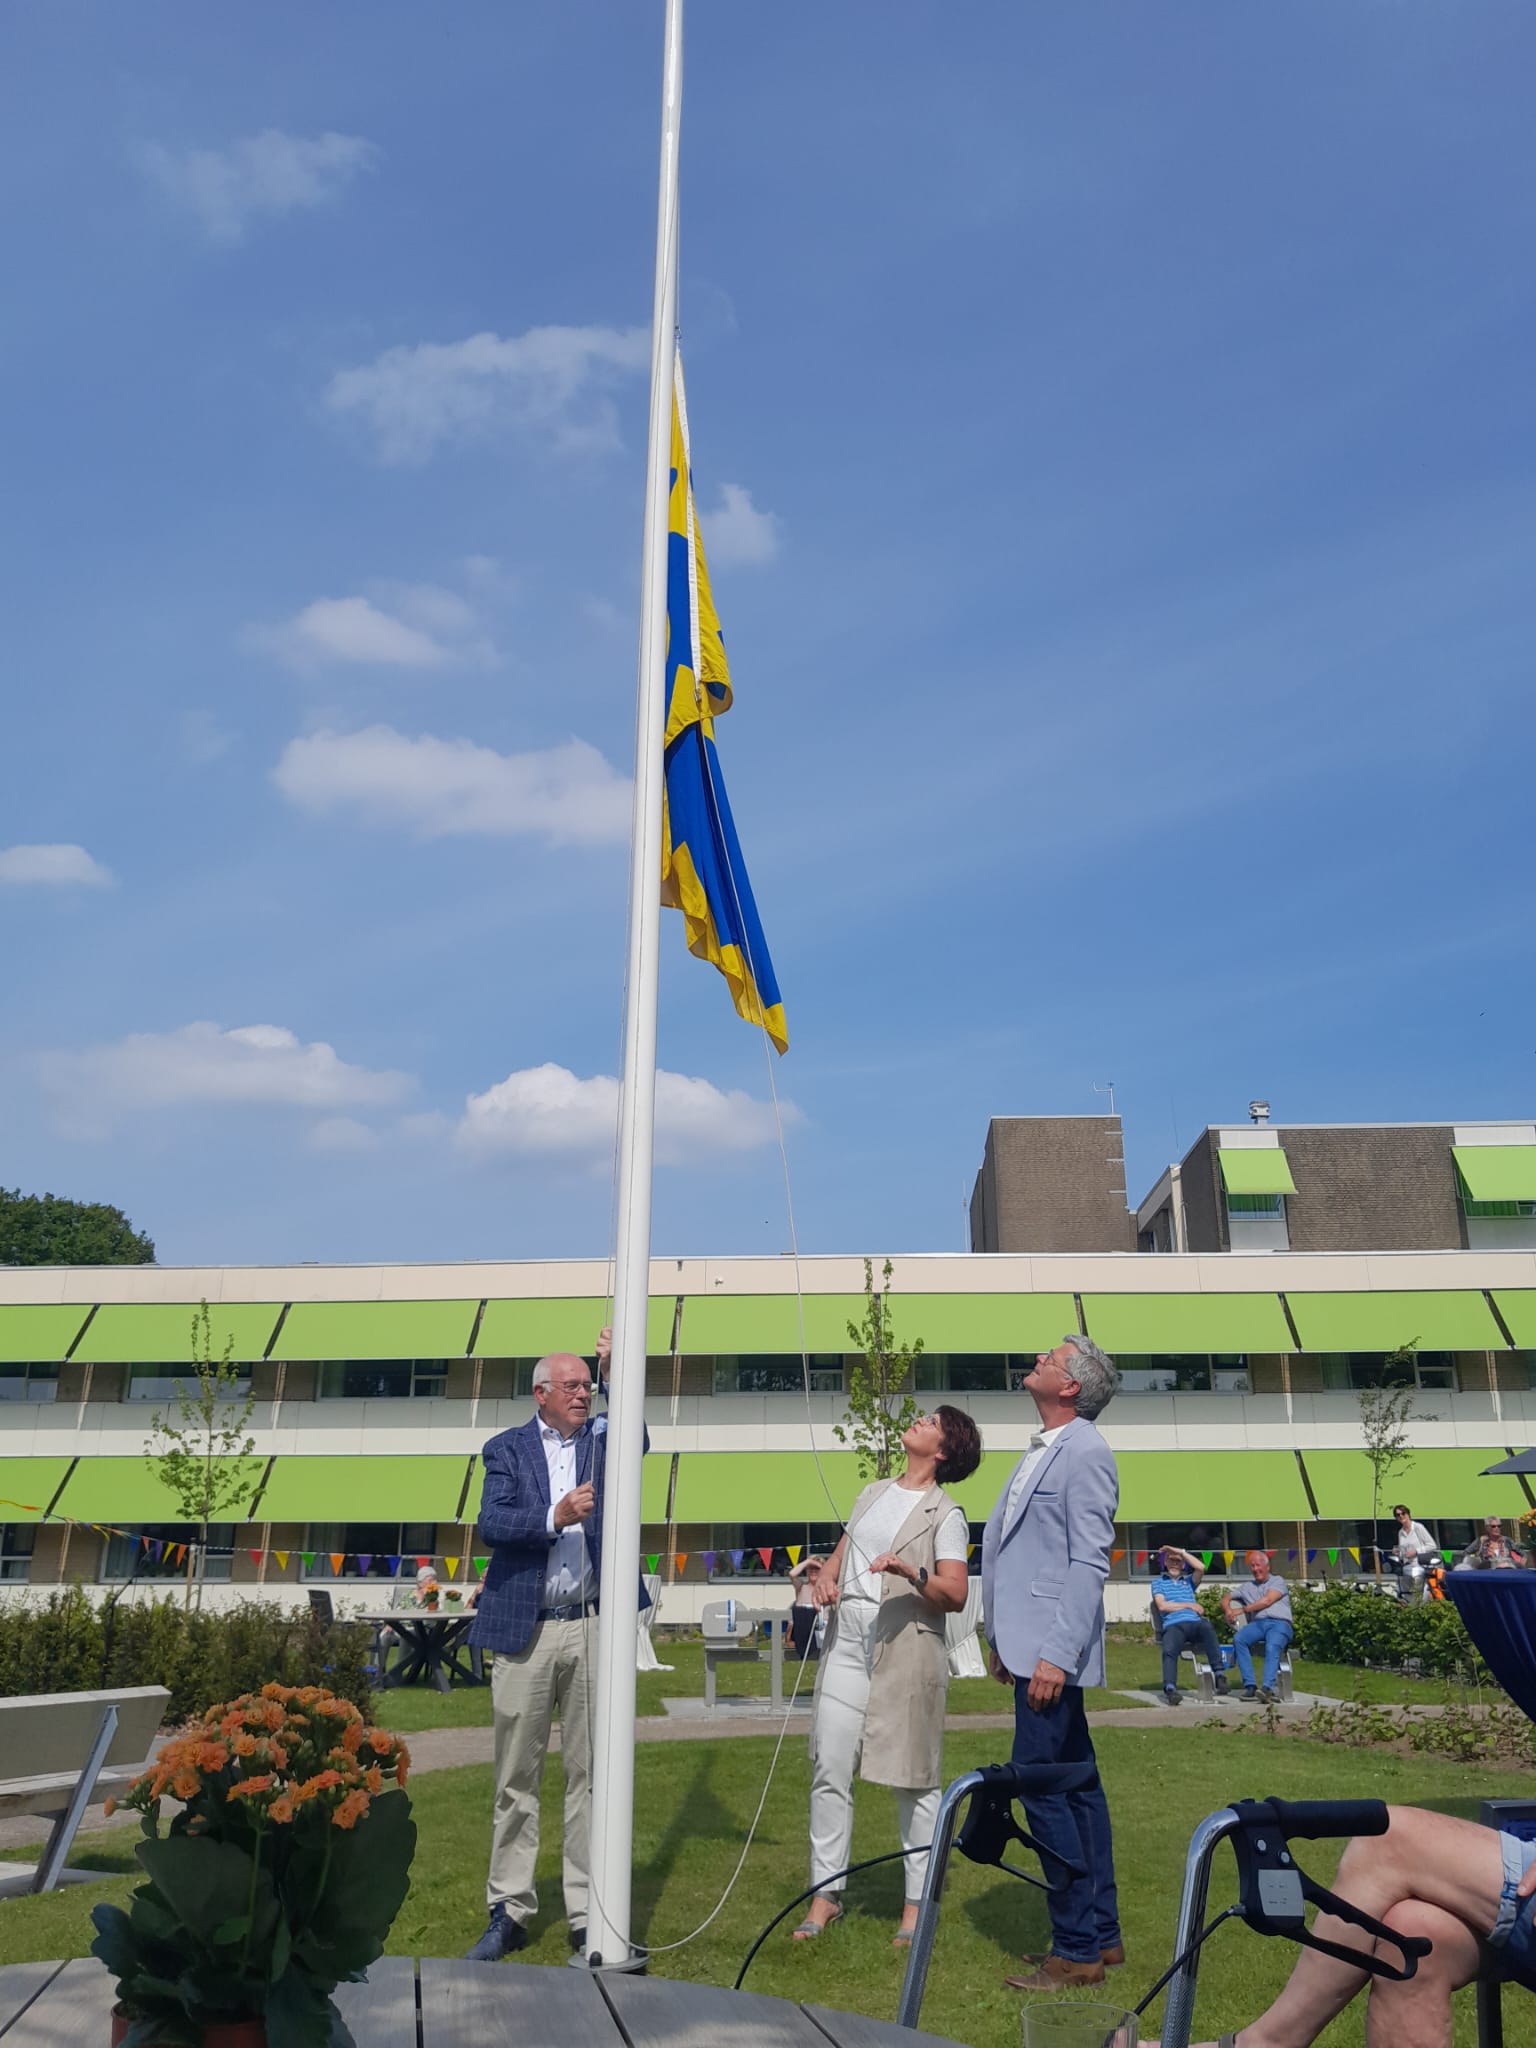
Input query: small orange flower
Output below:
<box><xmin>233</xmin><ymin>1733</ymin><xmax>258</xmax><ymax>1757</ymax></box>
<box><xmin>341</xmin><ymin>1722</ymin><xmax>365</xmax><ymax>1754</ymax></box>
<box><xmin>364</xmin><ymin>1767</ymin><xmax>383</xmax><ymax>1795</ymax></box>
<box><xmin>227</xmin><ymin>1775</ymin><xmax>275</xmax><ymax>1802</ymax></box>
<box><xmin>197</xmin><ymin>1742</ymin><xmax>229</xmax><ymax>1772</ymax></box>
<box><xmin>268</xmin><ymin>1742</ymin><xmax>289</xmax><ymax>1771</ymax></box>
<box><xmin>103</xmin><ymin>1797</ymin><xmax>117</xmax><ymax>1817</ymax></box>
<box><xmin>332</xmin><ymin>1789</ymin><xmax>370</xmax><ymax>1830</ymax></box>
<box><xmin>268</xmin><ymin>1796</ymin><xmax>295</xmax><ymax>1825</ymax></box>
<box><xmin>368</xmin><ymin>1729</ymin><xmax>392</xmax><ymax>1756</ymax></box>
<box><xmin>171</xmin><ymin>1770</ymin><xmax>202</xmax><ymax>1801</ymax></box>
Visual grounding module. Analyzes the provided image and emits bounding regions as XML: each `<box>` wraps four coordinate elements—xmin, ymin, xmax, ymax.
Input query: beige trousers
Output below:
<box><xmin>488</xmin><ymin>1616</ymin><xmax>593</xmax><ymax>1924</ymax></box>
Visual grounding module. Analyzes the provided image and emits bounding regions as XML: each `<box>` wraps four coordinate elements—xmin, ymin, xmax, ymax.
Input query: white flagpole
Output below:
<box><xmin>586</xmin><ymin>0</ymin><xmax>683</xmax><ymax>1973</ymax></box>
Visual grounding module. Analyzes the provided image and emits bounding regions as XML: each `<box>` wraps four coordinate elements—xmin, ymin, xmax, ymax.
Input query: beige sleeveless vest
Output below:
<box><xmin>812</xmin><ymin>1479</ymin><xmax>960</xmax><ymax>1790</ymax></box>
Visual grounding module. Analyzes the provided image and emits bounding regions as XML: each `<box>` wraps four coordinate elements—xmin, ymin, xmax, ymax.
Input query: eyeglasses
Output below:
<box><xmin>546</xmin><ymin>1380</ymin><xmax>592</xmax><ymax>1395</ymax></box>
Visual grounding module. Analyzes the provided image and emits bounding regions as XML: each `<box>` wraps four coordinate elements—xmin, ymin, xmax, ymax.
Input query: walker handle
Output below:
<box><xmin>1263</xmin><ymin>1798</ymin><xmax>1389</xmax><ymax>1840</ymax></box>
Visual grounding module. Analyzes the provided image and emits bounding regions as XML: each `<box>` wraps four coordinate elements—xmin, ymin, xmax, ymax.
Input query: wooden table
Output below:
<box><xmin>358</xmin><ymin>1612</ymin><xmax>485</xmax><ymax>1692</ymax></box>
<box><xmin>0</xmin><ymin>1957</ymin><xmax>971</xmax><ymax>2048</ymax></box>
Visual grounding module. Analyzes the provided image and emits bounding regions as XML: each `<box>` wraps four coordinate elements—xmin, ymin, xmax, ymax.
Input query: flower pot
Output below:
<box><xmin>112</xmin><ymin>2009</ymin><xmax>266</xmax><ymax>2048</ymax></box>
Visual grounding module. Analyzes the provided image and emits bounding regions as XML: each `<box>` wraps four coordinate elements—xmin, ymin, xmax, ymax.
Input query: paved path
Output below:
<box><xmin>0</xmin><ymin>1692</ymin><xmax>1330</xmax><ymax>1858</ymax></box>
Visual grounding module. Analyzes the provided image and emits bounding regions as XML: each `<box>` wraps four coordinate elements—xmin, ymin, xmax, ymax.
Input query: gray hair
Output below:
<box><xmin>1059</xmin><ymin>1334</ymin><xmax>1120</xmax><ymax>1419</ymax></box>
<box><xmin>531</xmin><ymin>1358</ymin><xmax>555</xmax><ymax>1392</ymax></box>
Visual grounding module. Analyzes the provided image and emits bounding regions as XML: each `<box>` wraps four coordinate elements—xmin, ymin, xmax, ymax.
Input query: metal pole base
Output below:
<box><xmin>571</xmin><ymin>1948</ymin><xmax>649</xmax><ymax>1975</ymax></box>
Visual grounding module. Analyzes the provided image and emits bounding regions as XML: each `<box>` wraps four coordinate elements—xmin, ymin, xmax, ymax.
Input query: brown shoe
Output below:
<box><xmin>1004</xmin><ymin>1956</ymin><xmax>1108</xmax><ymax>1992</ymax></box>
<box><xmin>1014</xmin><ymin>1946</ymin><xmax>1124</xmax><ymax>1971</ymax></box>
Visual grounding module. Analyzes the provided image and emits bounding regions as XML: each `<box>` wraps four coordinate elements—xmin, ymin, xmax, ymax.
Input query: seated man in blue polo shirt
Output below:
<box><xmin>1150</xmin><ymin>1545</ymin><xmax>1228</xmax><ymax>1705</ymax></box>
<box><xmin>1222</xmin><ymin>1549</ymin><xmax>1294</xmax><ymax>1701</ymax></box>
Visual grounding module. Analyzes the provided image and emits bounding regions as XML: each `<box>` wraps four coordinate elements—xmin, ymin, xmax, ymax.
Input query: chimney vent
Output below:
<box><xmin>1248</xmin><ymin>1100</ymin><xmax>1271</xmax><ymax>1124</ymax></box>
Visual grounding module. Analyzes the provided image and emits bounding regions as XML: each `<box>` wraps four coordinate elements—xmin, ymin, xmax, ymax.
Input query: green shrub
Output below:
<box><xmin>1288</xmin><ymin>1584</ymin><xmax>1488</xmax><ymax>1683</ymax></box>
<box><xmin>0</xmin><ymin>1593</ymin><xmax>372</xmax><ymax>1722</ymax></box>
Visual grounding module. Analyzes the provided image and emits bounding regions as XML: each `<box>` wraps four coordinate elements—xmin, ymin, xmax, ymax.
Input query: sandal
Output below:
<box><xmin>792</xmin><ymin>1902</ymin><xmax>844</xmax><ymax>1940</ymax></box>
<box><xmin>892</xmin><ymin>1926</ymin><xmax>915</xmax><ymax>1948</ymax></box>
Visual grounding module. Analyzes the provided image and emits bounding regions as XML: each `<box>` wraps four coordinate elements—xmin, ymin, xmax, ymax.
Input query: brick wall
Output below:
<box><xmin>975</xmin><ymin>1116</ymin><xmax>1134</xmax><ymax>1253</ymax></box>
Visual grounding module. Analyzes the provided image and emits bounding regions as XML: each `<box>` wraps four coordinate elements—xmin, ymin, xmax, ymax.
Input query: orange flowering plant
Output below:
<box><xmin>90</xmin><ymin>1684</ymin><xmax>415</xmax><ymax>2048</ymax></box>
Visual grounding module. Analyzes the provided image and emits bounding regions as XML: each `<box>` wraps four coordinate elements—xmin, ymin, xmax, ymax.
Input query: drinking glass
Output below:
<box><xmin>1022</xmin><ymin>2002</ymin><xmax>1137</xmax><ymax>2048</ymax></box>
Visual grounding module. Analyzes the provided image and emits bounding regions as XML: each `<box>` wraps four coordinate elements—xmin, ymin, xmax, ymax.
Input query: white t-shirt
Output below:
<box><xmin>842</xmin><ymin>1480</ymin><xmax>969</xmax><ymax>1603</ymax></box>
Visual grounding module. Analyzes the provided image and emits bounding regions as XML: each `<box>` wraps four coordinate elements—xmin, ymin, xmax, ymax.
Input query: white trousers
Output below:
<box><xmin>488</xmin><ymin>1616</ymin><xmax>593</xmax><ymax>1924</ymax></box>
<box><xmin>810</xmin><ymin>1598</ymin><xmax>941</xmax><ymax>1902</ymax></box>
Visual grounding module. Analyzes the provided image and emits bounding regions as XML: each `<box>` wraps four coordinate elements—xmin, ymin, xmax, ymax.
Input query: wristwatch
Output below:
<box><xmin>916</xmin><ymin>1566</ymin><xmax>929</xmax><ymax>1589</ymax></box>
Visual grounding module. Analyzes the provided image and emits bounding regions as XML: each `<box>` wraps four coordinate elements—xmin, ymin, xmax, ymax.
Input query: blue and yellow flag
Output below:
<box><xmin>660</xmin><ymin>353</ymin><xmax>787</xmax><ymax>1054</ymax></box>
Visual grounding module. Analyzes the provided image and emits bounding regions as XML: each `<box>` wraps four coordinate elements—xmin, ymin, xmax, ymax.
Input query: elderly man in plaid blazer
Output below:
<box><xmin>465</xmin><ymin>1328</ymin><xmax>649</xmax><ymax>1961</ymax></box>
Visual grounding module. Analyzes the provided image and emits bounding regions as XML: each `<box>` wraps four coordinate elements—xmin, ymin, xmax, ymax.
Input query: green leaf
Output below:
<box><xmin>90</xmin><ymin>1903</ymin><xmax>140</xmax><ymax>1979</ymax></box>
<box><xmin>137</xmin><ymin>1835</ymin><xmax>261</xmax><ymax>1945</ymax></box>
<box><xmin>266</xmin><ymin>1968</ymin><xmax>337</xmax><ymax>2048</ymax></box>
<box><xmin>213</xmin><ymin>1915</ymin><xmax>253</xmax><ymax>1944</ymax></box>
<box><xmin>268</xmin><ymin>1914</ymin><xmax>293</xmax><ymax>1984</ymax></box>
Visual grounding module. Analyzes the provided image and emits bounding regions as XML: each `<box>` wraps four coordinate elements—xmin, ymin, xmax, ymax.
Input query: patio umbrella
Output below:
<box><xmin>1481</xmin><ymin>1450</ymin><xmax>1536</xmax><ymax>1476</ymax></box>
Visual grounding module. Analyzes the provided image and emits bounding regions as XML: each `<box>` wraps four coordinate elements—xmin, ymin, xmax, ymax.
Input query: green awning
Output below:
<box><xmin>256</xmin><ymin>1456</ymin><xmax>473</xmax><ymax>1524</ymax></box>
<box><xmin>0</xmin><ymin>1457</ymin><xmax>73</xmax><ymax>1521</ymax></box>
<box><xmin>1494</xmin><ymin>1294</ymin><xmax>1536</xmax><ymax>1349</ymax></box>
<box><xmin>57</xmin><ymin>1456</ymin><xmax>267</xmax><ymax>1524</ymax></box>
<box><xmin>1453</xmin><ymin>1146</ymin><xmax>1536</xmax><ymax>1204</ymax></box>
<box><xmin>0</xmin><ymin>1305</ymin><xmax>93</xmax><ymax>1363</ymax></box>
<box><xmin>1082</xmin><ymin>1293</ymin><xmax>1291</xmax><ymax>1356</ymax></box>
<box><xmin>672</xmin><ymin>1452</ymin><xmax>864</xmax><ymax>1522</ymax></box>
<box><xmin>476</xmin><ymin>1297</ymin><xmax>674</xmax><ymax>1358</ymax></box>
<box><xmin>1217</xmin><ymin>1149</ymin><xmax>1297</xmax><ymax>1196</ymax></box>
<box><xmin>270</xmin><ymin>1301</ymin><xmax>480</xmax><ymax>1362</ymax></box>
<box><xmin>1300</xmin><ymin>1447</ymin><xmax>1530</xmax><ymax>1520</ymax></box>
<box><xmin>894</xmin><ymin>1294</ymin><xmax>1076</xmax><ymax>1354</ymax></box>
<box><xmin>1117</xmin><ymin>1451</ymin><xmax>1311</xmax><ymax>1522</ymax></box>
<box><xmin>1286</xmin><ymin>1291</ymin><xmax>1504</xmax><ymax>1353</ymax></box>
<box><xmin>74</xmin><ymin>1303</ymin><xmax>283</xmax><ymax>1366</ymax></box>
<box><xmin>679</xmin><ymin>1295</ymin><xmax>866</xmax><ymax>1355</ymax></box>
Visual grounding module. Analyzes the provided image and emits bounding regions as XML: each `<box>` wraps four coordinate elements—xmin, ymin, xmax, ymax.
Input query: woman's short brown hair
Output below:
<box><xmin>933</xmin><ymin>1404</ymin><xmax>983</xmax><ymax>1487</ymax></box>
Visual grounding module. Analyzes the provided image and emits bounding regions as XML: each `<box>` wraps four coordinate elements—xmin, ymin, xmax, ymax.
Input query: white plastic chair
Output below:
<box><xmin>945</xmin><ymin>1579</ymin><xmax>987</xmax><ymax>1678</ymax></box>
<box><xmin>637</xmin><ymin>1573</ymin><xmax>672</xmax><ymax>1672</ymax></box>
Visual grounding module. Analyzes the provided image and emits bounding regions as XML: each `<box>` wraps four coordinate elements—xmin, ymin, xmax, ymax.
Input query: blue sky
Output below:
<box><xmin>2</xmin><ymin>2</ymin><xmax>1533</xmax><ymax>1268</ymax></box>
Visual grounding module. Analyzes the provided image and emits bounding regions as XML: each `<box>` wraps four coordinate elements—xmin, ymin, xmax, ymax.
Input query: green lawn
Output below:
<box><xmin>6</xmin><ymin>1727</ymin><xmax>1535</xmax><ymax>2048</ymax></box>
<box><xmin>1100</xmin><ymin>1634</ymin><xmax>1471</xmax><ymax>1708</ymax></box>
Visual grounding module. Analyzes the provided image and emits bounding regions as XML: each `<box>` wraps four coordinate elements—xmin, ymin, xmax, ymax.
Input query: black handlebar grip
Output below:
<box><xmin>1264</xmin><ymin>1798</ymin><xmax>1390</xmax><ymax>1840</ymax></box>
<box><xmin>987</xmin><ymin>1761</ymin><xmax>1098</xmax><ymax>1798</ymax></box>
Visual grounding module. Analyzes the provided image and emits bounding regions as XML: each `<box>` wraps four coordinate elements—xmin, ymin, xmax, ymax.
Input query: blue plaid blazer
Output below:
<box><xmin>468</xmin><ymin>1409</ymin><xmax>650</xmax><ymax>1658</ymax></box>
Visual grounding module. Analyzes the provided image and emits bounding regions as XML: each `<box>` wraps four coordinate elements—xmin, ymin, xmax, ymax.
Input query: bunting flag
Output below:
<box><xmin>1111</xmin><ymin>1550</ymin><xmax>1123</xmax><ymax>1563</ymax></box>
<box><xmin>647</xmin><ymin>1554</ymin><xmax>660</xmax><ymax>1575</ymax></box>
<box><xmin>1286</xmin><ymin>1550</ymin><xmax>1297</xmax><ymax>1561</ymax></box>
<box><xmin>357</xmin><ymin>1554</ymin><xmax>373</xmax><ymax>1576</ymax></box>
<box><xmin>248</xmin><ymin>1550</ymin><xmax>263</xmax><ymax>1566</ymax></box>
<box><xmin>386</xmin><ymin>1555</ymin><xmax>400</xmax><ymax>1576</ymax></box>
<box><xmin>702</xmin><ymin>1550</ymin><xmax>717</xmax><ymax>1574</ymax></box>
<box><xmin>301</xmin><ymin>1553</ymin><xmax>315</xmax><ymax>1572</ymax></box>
<box><xmin>474</xmin><ymin>1557</ymin><xmax>489</xmax><ymax>1577</ymax></box>
<box><xmin>1327</xmin><ymin>1549</ymin><xmax>1338</xmax><ymax>1566</ymax></box>
<box><xmin>1135</xmin><ymin>1551</ymin><xmax>1147</xmax><ymax>1568</ymax></box>
<box><xmin>757</xmin><ymin>1547</ymin><xmax>774</xmax><ymax>1570</ymax></box>
<box><xmin>444</xmin><ymin>1557</ymin><xmax>459</xmax><ymax>1579</ymax></box>
<box><xmin>730</xmin><ymin>1549</ymin><xmax>745</xmax><ymax>1570</ymax></box>
<box><xmin>275</xmin><ymin>1550</ymin><xmax>289</xmax><ymax>1571</ymax></box>
<box><xmin>675</xmin><ymin>1553</ymin><xmax>689</xmax><ymax>1574</ymax></box>
<box><xmin>1347</xmin><ymin>1547</ymin><xmax>1360</xmax><ymax>1565</ymax></box>
<box><xmin>416</xmin><ymin>1555</ymin><xmax>431</xmax><ymax>1570</ymax></box>
<box><xmin>1201</xmin><ymin>1551</ymin><xmax>1213</xmax><ymax>1568</ymax></box>
<box><xmin>148</xmin><ymin>1539</ymin><xmax>164</xmax><ymax>1563</ymax></box>
<box><xmin>329</xmin><ymin>1553</ymin><xmax>345</xmax><ymax>1574</ymax></box>
<box><xmin>787</xmin><ymin>1545</ymin><xmax>802</xmax><ymax>1565</ymax></box>
<box><xmin>967</xmin><ymin>1544</ymin><xmax>977</xmax><ymax>1559</ymax></box>
<box><xmin>1307</xmin><ymin>1548</ymin><xmax>1318</xmax><ymax>1562</ymax></box>
<box><xmin>660</xmin><ymin>351</ymin><xmax>788</xmax><ymax>1052</ymax></box>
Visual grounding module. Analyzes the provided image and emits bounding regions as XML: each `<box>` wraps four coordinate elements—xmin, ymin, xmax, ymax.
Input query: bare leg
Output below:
<box><xmin>1145</xmin><ymin>1807</ymin><xmax>1507</xmax><ymax>2048</ymax></box>
<box><xmin>1363</xmin><ymin>1900</ymin><xmax>1482</xmax><ymax>2048</ymax></box>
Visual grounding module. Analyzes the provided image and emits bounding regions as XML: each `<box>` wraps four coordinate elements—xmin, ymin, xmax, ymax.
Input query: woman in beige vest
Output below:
<box><xmin>794</xmin><ymin>1405</ymin><xmax>983</xmax><ymax>1946</ymax></box>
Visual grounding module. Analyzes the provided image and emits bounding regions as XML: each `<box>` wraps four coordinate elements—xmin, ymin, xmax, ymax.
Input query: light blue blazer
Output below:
<box><xmin>981</xmin><ymin>1415</ymin><xmax>1118</xmax><ymax>1689</ymax></box>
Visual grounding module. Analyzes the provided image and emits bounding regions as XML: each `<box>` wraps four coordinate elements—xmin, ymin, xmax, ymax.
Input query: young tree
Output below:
<box><xmin>0</xmin><ymin>1187</ymin><xmax>154</xmax><ymax>1266</ymax></box>
<box><xmin>834</xmin><ymin>1258</ymin><xmax>924</xmax><ymax>1480</ymax></box>
<box><xmin>1358</xmin><ymin>1340</ymin><xmax>1434</xmax><ymax>1565</ymax></box>
<box><xmin>144</xmin><ymin>1302</ymin><xmax>257</xmax><ymax>1608</ymax></box>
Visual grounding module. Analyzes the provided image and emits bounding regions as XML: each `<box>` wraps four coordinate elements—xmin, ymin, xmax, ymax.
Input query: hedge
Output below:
<box><xmin>0</xmin><ymin>1589</ymin><xmax>374</xmax><ymax>1723</ymax></box>
<box><xmin>1198</xmin><ymin>1581</ymin><xmax>1490</xmax><ymax>1684</ymax></box>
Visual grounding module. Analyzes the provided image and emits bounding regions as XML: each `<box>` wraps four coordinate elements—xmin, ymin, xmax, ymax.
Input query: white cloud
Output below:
<box><xmin>705</xmin><ymin>483</ymin><xmax>781</xmax><ymax>566</ymax></box>
<box><xmin>135</xmin><ymin>129</ymin><xmax>380</xmax><ymax>243</ymax></box>
<box><xmin>252</xmin><ymin>596</ymin><xmax>456</xmax><ymax>671</ymax></box>
<box><xmin>273</xmin><ymin>725</ymin><xmax>630</xmax><ymax>846</ymax></box>
<box><xmin>305</xmin><ymin>1116</ymin><xmax>380</xmax><ymax>1154</ymax></box>
<box><xmin>41</xmin><ymin>1022</ymin><xmax>412</xmax><ymax>1138</ymax></box>
<box><xmin>0</xmin><ymin>843</ymin><xmax>114</xmax><ymax>888</ymax></box>
<box><xmin>324</xmin><ymin>323</ymin><xmax>649</xmax><ymax>464</ymax></box>
<box><xmin>456</xmin><ymin>1062</ymin><xmax>794</xmax><ymax>1166</ymax></box>
<box><xmin>178</xmin><ymin>709</ymin><xmax>238</xmax><ymax>764</ymax></box>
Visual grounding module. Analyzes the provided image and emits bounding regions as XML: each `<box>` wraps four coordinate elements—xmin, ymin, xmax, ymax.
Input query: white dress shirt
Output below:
<box><xmin>540</xmin><ymin>1422</ymin><xmax>595</xmax><ymax>1606</ymax></box>
<box><xmin>1003</xmin><ymin>1423</ymin><xmax>1068</xmax><ymax>1528</ymax></box>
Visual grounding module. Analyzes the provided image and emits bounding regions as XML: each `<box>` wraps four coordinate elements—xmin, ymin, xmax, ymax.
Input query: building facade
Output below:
<box><xmin>4</xmin><ymin>1247</ymin><xmax>1535</xmax><ymax>1624</ymax></box>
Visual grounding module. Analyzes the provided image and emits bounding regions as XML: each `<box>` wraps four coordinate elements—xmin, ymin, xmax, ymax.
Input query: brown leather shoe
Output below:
<box><xmin>1014</xmin><ymin>1946</ymin><xmax>1124</xmax><ymax>1971</ymax></box>
<box><xmin>1003</xmin><ymin>1955</ymin><xmax>1108</xmax><ymax>1992</ymax></box>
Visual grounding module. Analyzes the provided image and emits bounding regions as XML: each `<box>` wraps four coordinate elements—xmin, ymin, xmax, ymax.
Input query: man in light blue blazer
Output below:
<box><xmin>982</xmin><ymin>1333</ymin><xmax>1122</xmax><ymax>1992</ymax></box>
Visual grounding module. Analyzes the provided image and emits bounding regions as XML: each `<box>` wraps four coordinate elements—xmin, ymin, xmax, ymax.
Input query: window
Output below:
<box><xmin>1226</xmin><ymin>1193</ymin><xmax>1285</xmax><ymax>1219</ymax></box>
<box><xmin>1463</xmin><ymin>1198</ymin><xmax>1536</xmax><ymax>1219</ymax></box>
<box><xmin>126</xmin><ymin>1364</ymin><xmax>252</xmax><ymax>1404</ymax></box>
<box><xmin>711</xmin><ymin>1356</ymin><xmax>845</xmax><ymax>1395</ymax></box>
<box><xmin>1113</xmin><ymin>1355</ymin><xmax>1251</xmax><ymax>1395</ymax></box>
<box><xmin>0</xmin><ymin>1362</ymin><xmax>59</xmax><ymax>1403</ymax></box>
<box><xmin>1126</xmin><ymin>1523</ymin><xmax>1265</xmax><ymax>1576</ymax></box>
<box><xmin>302</xmin><ymin>1523</ymin><xmax>438</xmax><ymax>1579</ymax></box>
<box><xmin>0</xmin><ymin>1524</ymin><xmax>35</xmax><ymax>1581</ymax></box>
<box><xmin>916</xmin><ymin>1355</ymin><xmax>1010</xmax><ymax>1392</ymax></box>
<box><xmin>317</xmin><ymin>1360</ymin><xmax>448</xmax><ymax>1400</ymax></box>
<box><xmin>1318</xmin><ymin>1353</ymin><xmax>1459</xmax><ymax>1394</ymax></box>
<box><xmin>102</xmin><ymin>1524</ymin><xmax>235</xmax><ymax>1582</ymax></box>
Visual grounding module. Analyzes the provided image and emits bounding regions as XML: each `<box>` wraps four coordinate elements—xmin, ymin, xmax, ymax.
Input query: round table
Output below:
<box><xmin>0</xmin><ymin>1956</ymin><xmax>971</xmax><ymax>2048</ymax></box>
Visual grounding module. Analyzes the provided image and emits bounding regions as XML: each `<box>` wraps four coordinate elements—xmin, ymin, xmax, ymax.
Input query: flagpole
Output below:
<box><xmin>586</xmin><ymin>0</ymin><xmax>683</xmax><ymax>1973</ymax></box>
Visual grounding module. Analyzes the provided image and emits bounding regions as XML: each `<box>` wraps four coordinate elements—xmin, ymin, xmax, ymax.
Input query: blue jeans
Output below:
<box><xmin>1233</xmin><ymin>1615</ymin><xmax>1293</xmax><ymax>1689</ymax></box>
<box><xmin>1161</xmin><ymin>1616</ymin><xmax>1223</xmax><ymax>1691</ymax></box>
<box><xmin>1011</xmin><ymin>1683</ymin><xmax>1121</xmax><ymax>1964</ymax></box>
